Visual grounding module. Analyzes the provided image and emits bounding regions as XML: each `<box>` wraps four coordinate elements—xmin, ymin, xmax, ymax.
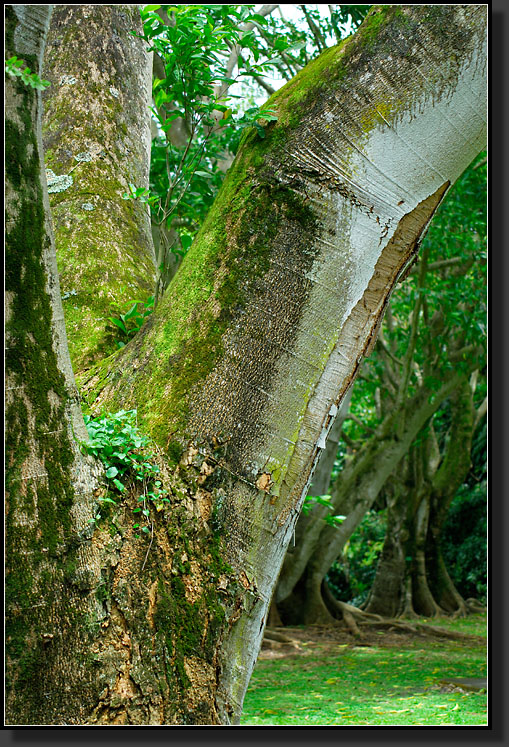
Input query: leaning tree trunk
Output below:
<box><xmin>7</xmin><ymin>4</ymin><xmax>487</xmax><ymax>725</ymax></box>
<box><xmin>82</xmin><ymin>5</ymin><xmax>486</xmax><ymax>721</ymax></box>
<box><xmin>41</xmin><ymin>5</ymin><xmax>156</xmax><ymax>372</ymax></box>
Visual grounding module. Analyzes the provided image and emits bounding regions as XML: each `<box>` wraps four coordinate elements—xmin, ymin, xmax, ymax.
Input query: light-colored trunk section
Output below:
<box><xmin>41</xmin><ymin>5</ymin><xmax>156</xmax><ymax>372</ymax></box>
<box><xmin>85</xmin><ymin>6</ymin><xmax>486</xmax><ymax>723</ymax></box>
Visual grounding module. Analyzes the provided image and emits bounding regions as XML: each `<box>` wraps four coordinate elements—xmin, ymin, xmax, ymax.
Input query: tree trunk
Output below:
<box><xmin>366</xmin><ymin>376</ymin><xmax>475</xmax><ymax>618</ymax></box>
<box><xmin>7</xmin><ymin>4</ymin><xmax>487</xmax><ymax>725</ymax></box>
<box><xmin>425</xmin><ymin>377</ymin><xmax>476</xmax><ymax>613</ymax></box>
<box><xmin>362</xmin><ymin>484</ymin><xmax>410</xmax><ymax>618</ymax></box>
<box><xmin>5</xmin><ymin>4</ymin><xmax>104</xmax><ymax>723</ymax></box>
<box><xmin>41</xmin><ymin>5</ymin><xmax>156</xmax><ymax>372</ymax></box>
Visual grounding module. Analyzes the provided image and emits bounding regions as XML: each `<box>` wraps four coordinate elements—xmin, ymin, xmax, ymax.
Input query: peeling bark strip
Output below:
<box><xmin>41</xmin><ymin>5</ymin><xmax>156</xmax><ymax>372</ymax></box>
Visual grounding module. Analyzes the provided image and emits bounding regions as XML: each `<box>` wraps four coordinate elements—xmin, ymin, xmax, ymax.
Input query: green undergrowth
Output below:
<box><xmin>241</xmin><ymin>614</ymin><xmax>487</xmax><ymax>726</ymax></box>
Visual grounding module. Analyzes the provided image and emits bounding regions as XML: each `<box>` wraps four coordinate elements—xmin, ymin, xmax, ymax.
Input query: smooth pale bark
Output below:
<box><xmin>41</xmin><ymin>5</ymin><xmax>156</xmax><ymax>372</ymax></box>
<box><xmin>82</xmin><ymin>5</ymin><xmax>487</xmax><ymax>723</ymax></box>
<box><xmin>5</xmin><ymin>4</ymin><xmax>104</xmax><ymax>724</ymax></box>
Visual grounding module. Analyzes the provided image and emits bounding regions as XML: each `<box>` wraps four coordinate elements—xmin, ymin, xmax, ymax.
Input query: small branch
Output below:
<box><xmin>141</xmin><ymin>521</ymin><xmax>154</xmax><ymax>571</ymax></box>
<box><xmin>299</xmin><ymin>5</ymin><xmax>326</xmax><ymax>51</ymax></box>
<box><xmin>328</xmin><ymin>5</ymin><xmax>343</xmax><ymax>43</ymax></box>
<box><xmin>473</xmin><ymin>156</ymin><xmax>487</xmax><ymax>170</ymax></box>
<box><xmin>377</xmin><ymin>329</ymin><xmax>403</xmax><ymax>367</ymax></box>
<box><xmin>474</xmin><ymin>396</ymin><xmax>487</xmax><ymax>429</ymax></box>
<box><xmin>343</xmin><ymin>414</ymin><xmax>376</xmax><ymax>435</ymax></box>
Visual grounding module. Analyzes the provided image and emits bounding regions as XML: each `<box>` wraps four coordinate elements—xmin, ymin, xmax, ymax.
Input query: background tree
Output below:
<box><xmin>6</xmin><ymin>4</ymin><xmax>487</xmax><ymax>725</ymax></box>
<box><xmin>41</xmin><ymin>5</ymin><xmax>157</xmax><ymax>372</ymax></box>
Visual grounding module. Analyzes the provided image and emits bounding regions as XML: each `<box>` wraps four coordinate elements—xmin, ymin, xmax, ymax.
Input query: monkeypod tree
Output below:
<box><xmin>6</xmin><ymin>4</ymin><xmax>486</xmax><ymax>726</ymax></box>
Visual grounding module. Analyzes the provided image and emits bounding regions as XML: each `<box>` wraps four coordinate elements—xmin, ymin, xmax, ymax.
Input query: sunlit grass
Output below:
<box><xmin>241</xmin><ymin>614</ymin><xmax>487</xmax><ymax>726</ymax></box>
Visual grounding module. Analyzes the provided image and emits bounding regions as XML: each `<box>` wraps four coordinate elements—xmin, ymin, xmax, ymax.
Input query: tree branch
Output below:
<box><xmin>299</xmin><ymin>4</ymin><xmax>326</xmax><ymax>51</ymax></box>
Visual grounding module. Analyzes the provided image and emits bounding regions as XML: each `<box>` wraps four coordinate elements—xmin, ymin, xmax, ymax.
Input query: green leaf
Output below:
<box><xmin>98</xmin><ymin>496</ymin><xmax>118</xmax><ymax>506</ymax></box>
<box><xmin>105</xmin><ymin>466</ymin><xmax>119</xmax><ymax>478</ymax></box>
<box><xmin>109</xmin><ymin>317</ymin><xmax>128</xmax><ymax>334</ymax></box>
<box><xmin>123</xmin><ymin>303</ymin><xmax>140</xmax><ymax>321</ymax></box>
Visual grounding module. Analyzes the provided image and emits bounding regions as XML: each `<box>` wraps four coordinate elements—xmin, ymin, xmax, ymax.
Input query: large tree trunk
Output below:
<box><xmin>41</xmin><ymin>5</ymin><xmax>156</xmax><ymax>372</ymax></box>
<box><xmin>5</xmin><ymin>5</ymin><xmax>104</xmax><ymax>724</ymax></box>
<box><xmin>7</xmin><ymin>5</ymin><xmax>487</xmax><ymax>725</ymax></box>
<box><xmin>83</xmin><ymin>6</ymin><xmax>486</xmax><ymax>718</ymax></box>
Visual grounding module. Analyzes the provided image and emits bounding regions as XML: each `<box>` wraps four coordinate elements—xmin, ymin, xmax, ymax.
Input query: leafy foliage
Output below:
<box><xmin>441</xmin><ymin>419</ymin><xmax>487</xmax><ymax>600</ymax></box>
<box><xmin>326</xmin><ymin>510</ymin><xmax>386</xmax><ymax>605</ymax></box>
<box><xmin>83</xmin><ymin>410</ymin><xmax>168</xmax><ymax>538</ymax></box>
<box><xmin>134</xmin><ymin>4</ymin><xmax>371</xmax><ymax>278</ymax></box>
<box><xmin>302</xmin><ymin>494</ymin><xmax>345</xmax><ymax>528</ymax></box>
<box><xmin>108</xmin><ymin>295</ymin><xmax>155</xmax><ymax>349</ymax></box>
<box><xmin>135</xmin><ymin>5</ymin><xmax>286</xmax><ymax>257</ymax></box>
<box><xmin>5</xmin><ymin>55</ymin><xmax>50</xmax><ymax>89</ymax></box>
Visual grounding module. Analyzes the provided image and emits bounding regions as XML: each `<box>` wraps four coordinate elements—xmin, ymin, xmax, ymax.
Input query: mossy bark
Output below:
<box><xmin>5</xmin><ymin>5</ymin><xmax>105</xmax><ymax>724</ymax></box>
<box><xmin>41</xmin><ymin>5</ymin><xmax>156</xmax><ymax>373</ymax></box>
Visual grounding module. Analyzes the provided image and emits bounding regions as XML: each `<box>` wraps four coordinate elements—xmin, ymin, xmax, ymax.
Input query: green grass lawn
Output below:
<box><xmin>241</xmin><ymin>614</ymin><xmax>487</xmax><ymax>726</ymax></box>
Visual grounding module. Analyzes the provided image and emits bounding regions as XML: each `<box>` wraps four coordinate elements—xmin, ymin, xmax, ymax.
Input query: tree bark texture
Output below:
<box><xmin>5</xmin><ymin>4</ymin><xmax>105</xmax><ymax>724</ymax></box>
<box><xmin>81</xmin><ymin>5</ymin><xmax>486</xmax><ymax>722</ymax></box>
<box><xmin>41</xmin><ymin>5</ymin><xmax>156</xmax><ymax>372</ymax></box>
<box><xmin>7</xmin><ymin>4</ymin><xmax>487</xmax><ymax>725</ymax></box>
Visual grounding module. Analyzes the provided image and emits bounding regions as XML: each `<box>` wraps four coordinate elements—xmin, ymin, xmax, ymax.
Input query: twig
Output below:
<box><xmin>141</xmin><ymin>520</ymin><xmax>154</xmax><ymax>571</ymax></box>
